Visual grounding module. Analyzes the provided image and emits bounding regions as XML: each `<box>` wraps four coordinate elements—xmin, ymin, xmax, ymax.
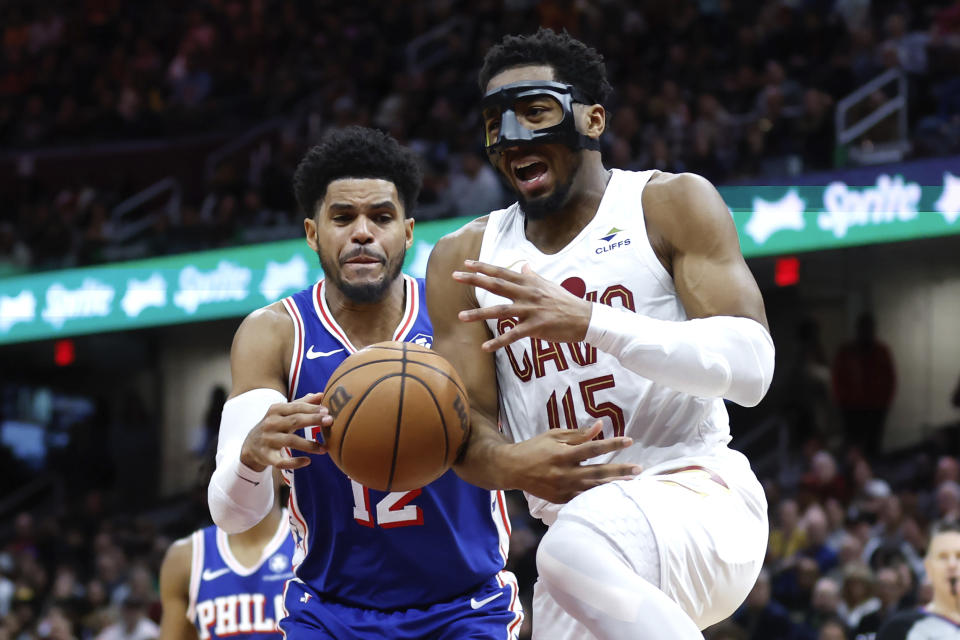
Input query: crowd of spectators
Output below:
<box><xmin>4</xmin><ymin>0</ymin><xmax>960</xmax><ymax>273</ymax></box>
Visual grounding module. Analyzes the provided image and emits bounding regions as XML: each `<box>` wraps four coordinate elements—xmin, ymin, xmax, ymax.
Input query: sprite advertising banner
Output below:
<box><xmin>2</xmin><ymin>156</ymin><xmax>960</xmax><ymax>344</ymax></box>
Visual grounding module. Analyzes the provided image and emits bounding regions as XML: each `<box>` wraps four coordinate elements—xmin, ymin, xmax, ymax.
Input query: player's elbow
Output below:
<box><xmin>727</xmin><ymin>327</ymin><xmax>775</xmax><ymax>407</ymax></box>
<box><xmin>207</xmin><ymin>480</ymin><xmax>261</xmax><ymax>534</ymax></box>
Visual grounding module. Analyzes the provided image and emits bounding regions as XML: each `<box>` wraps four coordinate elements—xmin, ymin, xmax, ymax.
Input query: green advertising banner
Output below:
<box><xmin>0</xmin><ymin>216</ymin><xmax>468</xmax><ymax>345</ymax></box>
<box><xmin>2</xmin><ymin>169</ymin><xmax>959</xmax><ymax>344</ymax></box>
<box><xmin>725</xmin><ymin>171</ymin><xmax>960</xmax><ymax>256</ymax></box>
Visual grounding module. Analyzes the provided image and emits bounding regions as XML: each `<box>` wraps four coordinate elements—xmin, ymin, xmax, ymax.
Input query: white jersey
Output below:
<box><xmin>477</xmin><ymin>169</ymin><xmax>734</xmax><ymax>522</ymax></box>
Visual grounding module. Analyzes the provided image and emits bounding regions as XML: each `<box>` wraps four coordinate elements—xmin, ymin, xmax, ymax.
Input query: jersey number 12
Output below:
<box><xmin>351</xmin><ymin>480</ymin><xmax>424</xmax><ymax>528</ymax></box>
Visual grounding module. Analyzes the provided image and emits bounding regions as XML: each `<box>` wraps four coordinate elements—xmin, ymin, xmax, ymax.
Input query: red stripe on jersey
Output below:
<box><xmin>495</xmin><ymin>490</ymin><xmax>512</xmax><ymax>536</ymax></box>
<box><xmin>392</xmin><ymin>276</ymin><xmax>418</xmax><ymax>341</ymax></box>
<box><xmin>282</xmin><ymin>297</ymin><xmax>305</xmax><ymax>399</ymax></box>
<box><xmin>314</xmin><ymin>281</ymin><xmax>356</xmax><ymax>353</ymax></box>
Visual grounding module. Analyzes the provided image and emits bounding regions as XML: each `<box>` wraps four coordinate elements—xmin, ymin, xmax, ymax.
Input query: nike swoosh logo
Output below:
<box><xmin>306</xmin><ymin>346</ymin><xmax>344</xmax><ymax>359</ymax></box>
<box><xmin>202</xmin><ymin>568</ymin><xmax>230</xmax><ymax>580</ymax></box>
<box><xmin>504</xmin><ymin>259</ymin><xmax>527</xmax><ymax>271</ymax></box>
<box><xmin>470</xmin><ymin>592</ymin><xmax>502</xmax><ymax>609</ymax></box>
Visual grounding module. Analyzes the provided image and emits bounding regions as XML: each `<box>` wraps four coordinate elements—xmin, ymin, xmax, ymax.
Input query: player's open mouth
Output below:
<box><xmin>513</xmin><ymin>160</ymin><xmax>549</xmax><ymax>184</ymax></box>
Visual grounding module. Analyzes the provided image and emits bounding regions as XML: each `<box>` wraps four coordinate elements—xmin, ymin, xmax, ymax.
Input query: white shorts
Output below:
<box><xmin>532</xmin><ymin>447</ymin><xmax>768</xmax><ymax>639</ymax></box>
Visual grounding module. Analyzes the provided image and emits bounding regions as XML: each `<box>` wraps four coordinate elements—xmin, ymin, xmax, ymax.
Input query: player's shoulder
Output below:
<box><xmin>160</xmin><ymin>534</ymin><xmax>194</xmax><ymax>582</ymax></box>
<box><xmin>445</xmin><ymin>214</ymin><xmax>491</xmax><ymax>243</ymax></box>
<box><xmin>429</xmin><ymin>214</ymin><xmax>491</xmax><ymax>267</ymax></box>
<box><xmin>641</xmin><ymin>170</ymin><xmax>736</xmax><ymax>250</ymax></box>
<box><xmin>643</xmin><ymin>171</ymin><xmax>719</xmax><ymax>212</ymax></box>
<box><xmin>235</xmin><ymin>300</ymin><xmax>294</xmax><ymax>343</ymax></box>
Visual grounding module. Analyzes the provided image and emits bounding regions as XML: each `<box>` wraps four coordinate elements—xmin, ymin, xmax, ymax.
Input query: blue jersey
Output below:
<box><xmin>278</xmin><ymin>276</ymin><xmax>513</xmax><ymax>611</ymax></box>
<box><xmin>187</xmin><ymin>515</ymin><xmax>295</xmax><ymax>639</ymax></box>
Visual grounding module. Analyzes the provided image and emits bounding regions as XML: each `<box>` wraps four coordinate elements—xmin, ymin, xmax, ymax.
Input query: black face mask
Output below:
<box><xmin>480</xmin><ymin>81</ymin><xmax>600</xmax><ymax>154</ymax></box>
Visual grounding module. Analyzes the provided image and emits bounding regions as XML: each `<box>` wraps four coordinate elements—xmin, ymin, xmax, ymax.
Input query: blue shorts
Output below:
<box><xmin>279</xmin><ymin>573</ymin><xmax>523</xmax><ymax>640</ymax></box>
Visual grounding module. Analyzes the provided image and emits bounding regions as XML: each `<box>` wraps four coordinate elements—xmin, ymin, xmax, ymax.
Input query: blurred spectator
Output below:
<box><xmin>785</xmin><ymin>318</ymin><xmax>839</xmax><ymax>447</ymax></box>
<box><xmin>769</xmin><ymin>498</ymin><xmax>808</xmax><ymax>566</ymax></box>
<box><xmin>448</xmin><ymin>151</ymin><xmax>509</xmax><ymax>218</ymax></box>
<box><xmin>95</xmin><ymin>595</ymin><xmax>158</xmax><ymax>640</ymax></box>
<box><xmin>832</xmin><ymin>313</ymin><xmax>897</xmax><ymax>458</ymax></box>
<box><xmin>0</xmin><ymin>222</ymin><xmax>32</xmax><ymax>275</ymax></box>
<box><xmin>863</xmin><ymin>495</ymin><xmax>926</xmax><ymax>579</ymax></box>
<box><xmin>801</xmin><ymin>451</ymin><xmax>849</xmax><ymax>506</ymax></box>
<box><xmin>838</xmin><ymin>563</ymin><xmax>880</xmax><ymax>630</ymax></box>
<box><xmin>801</xmin><ymin>577</ymin><xmax>843</xmax><ymax>636</ymax></box>
<box><xmin>733</xmin><ymin>569</ymin><xmax>799</xmax><ymax>640</ymax></box>
<box><xmin>802</xmin><ymin>506</ymin><xmax>840</xmax><ymax>575</ymax></box>
<box><xmin>853</xmin><ymin>565</ymin><xmax>906</xmax><ymax>637</ymax></box>
<box><xmin>817</xmin><ymin>616</ymin><xmax>849</xmax><ymax>640</ymax></box>
<box><xmin>934</xmin><ymin>480</ymin><xmax>960</xmax><ymax>528</ymax></box>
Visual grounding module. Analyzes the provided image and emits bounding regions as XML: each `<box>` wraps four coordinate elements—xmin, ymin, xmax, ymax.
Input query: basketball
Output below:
<box><xmin>319</xmin><ymin>341</ymin><xmax>470</xmax><ymax>492</ymax></box>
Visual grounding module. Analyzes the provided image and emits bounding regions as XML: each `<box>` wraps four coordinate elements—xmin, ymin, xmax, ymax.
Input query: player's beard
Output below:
<box><xmin>516</xmin><ymin>153</ymin><xmax>581</xmax><ymax>221</ymax></box>
<box><xmin>318</xmin><ymin>247</ymin><xmax>405</xmax><ymax>304</ymax></box>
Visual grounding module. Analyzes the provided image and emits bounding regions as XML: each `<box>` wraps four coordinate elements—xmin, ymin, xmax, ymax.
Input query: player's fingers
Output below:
<box><xmin>296</xmin><ymin>392</ymin><xmax>326</xmax><ymax>405</ymax></box>
<box><xmin>480</xmin><ymin>323</ymin><xmax>527</xmax><ymax>351</ymax></box>
<box><xmin>266</xmin><ymin>411</ymin><xmax>332</xmax><ymax>432</ymax></box>
<box><xmin>282</xmin><ymin>434</ymin><xmax>327</xmax><ymax>455</ymax></box>
<box><xmin>272</xmin><ymin>401</ymin><xmax>330</xmax><ymax>417</ymax></box>
<box><xmin>461</xmin><ymin>259</ymin><xmax>528</xmax><ymax>283</ymax></box>
<box><xmin>552</xmin><ymin>420</ymin><xmax>604</xmax><ymax>444</ymax></box>
<box><xmin>576</xmin><ymin>463</ymin><xmax>643</xmax><ymax>481</ymax></box>
<box><xmin>568</xmin><ymin>436</ymin><xmax>635</xmax><ymax>461</ymax></box>
<box><xmin>458</xmin><ymin>304</ymin><xmax>519</xmax><ymax>323</ymax></box>
<box><xmin>451</xmin><ymin>270</ymin><xmax>525</xmax><ymax>300</ymax></box>
<box><xmin>274</xmin><ymin>455</ymin><xmax>312</xmax><ymax>470</ymax></box>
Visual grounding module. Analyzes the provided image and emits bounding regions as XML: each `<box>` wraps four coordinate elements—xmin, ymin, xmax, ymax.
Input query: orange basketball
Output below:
<box><xmin>320</xmin><ymin>341</ymin><xmax>470</xmax><ymax>492</ymax></box>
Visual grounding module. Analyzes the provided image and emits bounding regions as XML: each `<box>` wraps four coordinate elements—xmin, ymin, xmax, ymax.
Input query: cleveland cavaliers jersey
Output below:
<box><xmin>278</xmin><ymin>275</ymin><xmax>512</xmax><ymax>610</ymax></box>
<box><xmin>476</xmin><ymin>169</ymin><xmax>734</xmax><ymax>523</ymax></box>
<box><xmin>187</xmin><ymin>515</ymin><xmax>294</xmax><ymax>639</ymax></box>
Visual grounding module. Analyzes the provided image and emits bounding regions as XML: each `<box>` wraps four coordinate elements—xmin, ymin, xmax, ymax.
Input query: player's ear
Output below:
<box><xmin>579</xmin><ymin>103</ymin><xmax>605</xmax><ymax>139</ymax></box>
<box><xmin>304</xmin><ymin>215</ymin><xmax>320</xmax><ymax>252</ymax></box>
<box><xmin>404</xmin><ymin>217</ymin><xmax>414</xmax><ymax>250</ymax></box>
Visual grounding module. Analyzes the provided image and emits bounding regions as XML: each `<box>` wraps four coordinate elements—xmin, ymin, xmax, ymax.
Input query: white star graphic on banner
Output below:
<box><xmin>745</xmin><ymin>190</ymin><xmax>807</xmax><ymax>244</ymax></box>
<box><xmin>934</xmin><ymin>171</ymin><xmax>960</xmax><ymax>224</ymax></box>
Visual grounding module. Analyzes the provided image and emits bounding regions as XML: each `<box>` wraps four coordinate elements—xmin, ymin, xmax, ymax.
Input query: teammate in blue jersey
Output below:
<box><xmin>159</xmin><ymin>481</ymin><xmax>294</xmax><ymax>639</ymax></box>
<box><xmin>206</xmin><ymin>126</ymin><xmax>523</xmax><ymax>639</ymax></box>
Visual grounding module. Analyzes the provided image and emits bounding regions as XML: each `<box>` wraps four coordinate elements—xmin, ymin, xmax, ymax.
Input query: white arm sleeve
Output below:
<box><xmin>207</xmin><ymin>388</ymin><xmax>287</xmax><ymax>533</ymax></box>
<box><xmin>585</xmin><ymin>304</ymin><xmax>775</xmax><ymax>407</ymax></box>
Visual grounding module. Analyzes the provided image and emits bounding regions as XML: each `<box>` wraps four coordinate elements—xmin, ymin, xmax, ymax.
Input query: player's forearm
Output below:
<box><xmin>453</xmin><ymin>414</ymin><xmax>518</xmax><ymax>490</ymax></box>
<box><xmin>585</xmin><ymin>304</ymin><xmax>775</xmax><ymax>407</ymax></box>
<box><xmin>207</xmin><ymin>389</ymin><xmax>282</xmax><ymax>533</ymax></box>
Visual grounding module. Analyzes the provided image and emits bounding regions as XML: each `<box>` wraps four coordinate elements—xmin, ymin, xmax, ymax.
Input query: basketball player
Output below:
<box><xmin>206</xmin><ymin>126</ymin><xmax>532</xmax><ymax>638</ymax></box>
<box><xmin>876</xmin><ymin>522</ymin><xmax>960</xmax><ymax>639</ymax></box>
<box><xmin>427</xmin><ymin>29</ymin><xmax>775</xmax><ymax>639</ymax></box>
<box><xmin>158</xmin><ymin>479</ymin><xmax>294</xmax><ymax>639</ymax></box>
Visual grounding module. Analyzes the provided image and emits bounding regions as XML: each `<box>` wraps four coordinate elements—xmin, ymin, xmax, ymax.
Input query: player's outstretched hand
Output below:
<box><xmin>508</xmin><ymin>421</ymin><xmax>641</xmax><ymax>503</ymax></box>
<box><xmin>240</xmin><ymin>392</ymin><xmax>332</xmax><ymax>472</ymax></box>
<box><xmin>454</xmin><ymin>260</ymin><xmax>592</xmax><ymax>351</ymax></box>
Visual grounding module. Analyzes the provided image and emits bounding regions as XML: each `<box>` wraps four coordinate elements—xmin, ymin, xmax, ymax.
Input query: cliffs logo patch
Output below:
<box><xmin>600</xmin><ymin>227</ymin><xmax>623</xmax><ymax>242</ymax></box>
<box><xmin>596</xmin><ymin>227</ymin><xmax>631</xmax><ymax>254</ymax></box>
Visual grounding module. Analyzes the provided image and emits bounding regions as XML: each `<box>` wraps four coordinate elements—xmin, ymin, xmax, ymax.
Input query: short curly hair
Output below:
<box><xmin>478</xmin><ymin>28</ymin><xmax>613</xmax><ymax>106</ymax></box>
<box><xmin>293</xmin><ymin>126</ymin><xmax>422</xmax><ymax>217</ymax></box>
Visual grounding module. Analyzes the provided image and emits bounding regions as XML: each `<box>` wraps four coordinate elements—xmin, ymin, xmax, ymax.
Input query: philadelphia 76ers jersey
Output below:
<box><xmin>186</xmin><ymin>514</ymin><xmax>294</xmax><ymax>639</ymax></box>
<box><xmin>278</xmin><ymin>275</ymin><xmax>514</xmax><ymax>611</ymax></box>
